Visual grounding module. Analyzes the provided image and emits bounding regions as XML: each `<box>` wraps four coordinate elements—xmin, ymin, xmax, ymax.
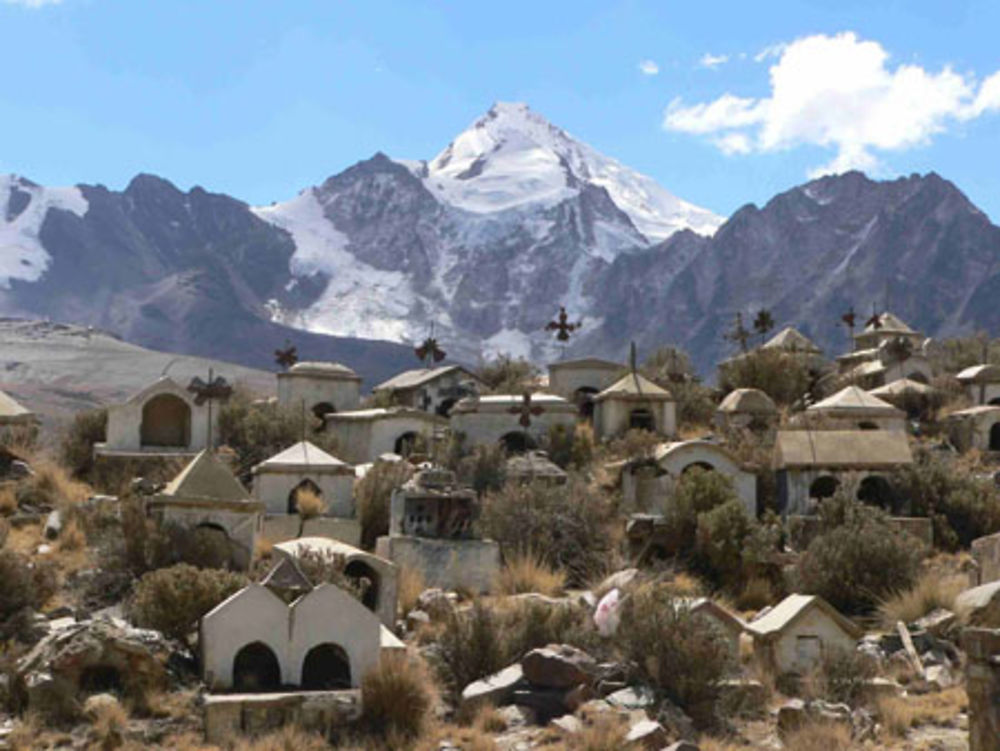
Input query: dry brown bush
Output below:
<box><xmin>58</xmin><ymin>517</ymin><xmax>87</xmax><ymax>552</ymax></box>
<box><xmin>0</xmin><ymin>485</ymin><xmax>16</xmax><ymax>515</ymax></box>
<box><xmin>360</xmin><ymin>651</ymin><xmax>434</xmax><ymax>744</ymax></box>
<box><xmin>356</xmin><ymin>460</ymin><xmax>414</xmax><ymax>550</ymax></box>
<box><xmin>230</xmin><ymin>725</ymin><xmax>330</xmax><ymax>751</ymax></box>
<box><xmin>87</xmin><ymin>696</ymin><xmax>128</xmax><ymax>751</ymax></box>
<box><xmin>495</xmin><ymin>550</ymin><xmax>566</xmax><ymax>596</ymax></box>
<box><xmin>16</xmin><ymin>459</ymin><xmax>91</xmax><ymax>512</ymax></box>
<box><xmin>780</xmin><ymin>721</ymin><xmax>853</xmax><ymax>750</ymax></box>
<box><xmin>397</xmin><ymin>566</ymin><xmax>426</xmax><ymax>616</ymax></box>
<box><xmin>877</xmin><ymin>570</ymin><xmax>966</xmax><ymax>629</ymax></box>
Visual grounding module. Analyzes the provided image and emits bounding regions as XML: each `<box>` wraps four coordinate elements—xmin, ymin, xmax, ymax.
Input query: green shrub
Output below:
<box><xmin>59</xmin><ymin>408</ymin><xmax>107</xmax><ymax>479</ymax></box>
<box><xmin>479</xmin><ymin>478</ymin><xmax>616</xmax><ymax>586</ymax></box>
<box><xmin>695</xmin><ymin>498</ymin><xmax>754</xmax><ymax>586</ymax></box>
<box><xmin>128</xmin><ymin>564</ymin><xmax>245</xmax><ymax>643</ymax></box>
<box><xmin>717</xmin><ymin>348</ymin><xmax>812</xmax><ymax>407</ymax></box>
<box><xmin>432</xmin><ymin>602</ymin><xmax>507</xmax><ymax>697</ymax></box>
<box><xmin>796</xmin><ymin>493</ymin><xmax>924</xmax><ymax>614</ymax></box>
<box><xmin>810</xmin><ymin>647</ymin><xmax>878</xmax><ymax>706</ymax></box>
<box><xmin>476</xmin><ymin>356</ymin><xmax>539</xmax><ymax>394</ymax></box>
<box><xmin>356</xmin><ymin>460</ymin><xmax>414</xmax><ymax>550</ymax></box>
<box><xmin>455</xmin><ymin>444</ymin><xmax>507</xmax><ymax>496</ymax></box>
<box><xmin>660</xmin><ymin>468</ymin><xmax>740</xmax><ymax>558</ymax></box>
<box><xmin>642</xmin><ymin>346</ymin><xmax>716</xmax><ymax>427</ymax></box>
<box><xmin>618</xmin><ymin>583</ymin><xmax>730</xmax><ymax>727</ymax></box>
<box><xmin>891</xmin><ymin>457</ymin><xmax>1000</xmax><ymax>549</ymax></box>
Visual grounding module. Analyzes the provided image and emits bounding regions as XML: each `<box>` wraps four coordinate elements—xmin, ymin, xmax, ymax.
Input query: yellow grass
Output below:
<box><xmin>877</xmin><ymin>571</ymin><xmax>966</xmax><ymax>629</ymax></box>
<box><xmin>29</xmin><ymin>459</ymin><xmax>92</xmax><ymax>510</ymax></box>
<box><xmin>88</xmin><ymin>697</ymin><xmax>128</xmax><ymax>751</ymax></box>
<box><xmin>0</xmin><ymin>484</ymin><xmax>16</xmax><ymax>515</ymax></box>
<box><xmin>670</xmin><ymin>571</ymin><xmax>705</xmax><ymax>596</ymax></box>
<box><xmin>877</xmin><ymin>687</ymin><xmax>968</xmax><ymax>738</ymax></box>
<box><xmin>58</xmin><ymin>517</ymin><xmax>87</xmax><ymax>552</ymax></box>
<box><xmin>736</xmin><ymin>575</ymin><xmax>778</xmax><ymax>611</ymax></box>
<box><xmin>398</xmin><ymin>565</ymin><xmax>426</xmax><ymax>616</ymax></box>
<box><xmin>781</xmin><ymin>721</ymin><xmax>853</xmax><ymax>751</ymax></box>
<box><xmin>293</xmin><ymin>487</ymin><xmax>326</xmax><ymax>519</ymax></box>
<box><xmin>495</xmin><ymin>551</ymin><xmax>566</xmax><ymax>596</ymax></box>
<box><xmin>469</xmin><ymin>704</ymin><xmax>507</xmax><ymax>734</ymax></box>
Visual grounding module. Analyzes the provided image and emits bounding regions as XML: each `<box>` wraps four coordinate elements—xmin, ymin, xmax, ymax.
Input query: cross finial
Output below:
<box><xmin>630</xmin><ymin>341</ymin><xmax>637</xmax><ymax>375</ymax></box>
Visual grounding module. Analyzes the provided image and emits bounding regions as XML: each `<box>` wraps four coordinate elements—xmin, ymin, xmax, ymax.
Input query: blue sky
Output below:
<box><xmin>2</xmin><ymin>0</ymin><xmax>1000</xmax><ymax>221</ymax></box>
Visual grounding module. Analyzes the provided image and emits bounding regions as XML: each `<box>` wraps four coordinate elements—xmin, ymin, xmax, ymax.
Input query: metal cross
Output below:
<box><xmin>187</xmin><ymin>368</ymin><xmax>233</xmax><ymax>448</ymax></box>
<box><xmin>545</xmin><ymin>306</ymin><xmax>582</xmax><ymax>343</ymax></box>
<box><xmin>865</xmin><ymin>304</ymin><xmax>883</xmax><ymax>331</ymax></box>
<box><xmin>274</xmin><ymin>341</ymin><xmax>298</xmax><ymax>370</ymax></box>
<box><xmin>509</xmin><ymin>391</ymin><xmax>545</xmax><ymax>452</ymax></box>
<box><xmin>414</xmin><ymin>337</ymin><xmax>446</xmax><ymax>366</ymax></box>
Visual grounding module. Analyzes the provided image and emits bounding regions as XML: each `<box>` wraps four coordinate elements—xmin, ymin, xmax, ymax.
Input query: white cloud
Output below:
<box><xmin>754</xmin><ymin>43</ymin><xmax>786</xmax><ymax>63</ymax></box>
<box><xmin>664</xmin><ymin>32</ymin><xmax>1000</xmax><ymax>175</ymax></box>
<box><xmin>638</xmin><ymin>59</ymin><xmax>660</xmax><ymax>76</ymax></box>
<box><xmin>3</xmin><ymin>0</ymin><xmax>63</xmax><ymax>6</ymax></box>
<box><xmin>699</xmin><ymin>53</ymin><xmax>729</xmax><ymax>70</ymax></box>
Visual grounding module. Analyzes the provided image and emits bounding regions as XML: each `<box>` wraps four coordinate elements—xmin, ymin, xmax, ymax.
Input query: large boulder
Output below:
<box><xmin>956</xmin><ymin>581</ymin><xmax>1000</xmax><ymax>627</ymax></box>
<box><xmin>460</xmin><ymin>663</ymin><xmax>524</xmax><ymax>709</ymax></box>
<box><xmin>521</xmin><ymin>644</ymin><xmax>597</xmax><ymax>689</ymax></box>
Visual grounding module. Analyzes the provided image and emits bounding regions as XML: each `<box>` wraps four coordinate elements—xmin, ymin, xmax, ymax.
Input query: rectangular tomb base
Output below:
<box><xmin>375</xmin><ymin>535</ymin><xmax>500</xmax><ymax>593</ymax></box>
<box><xmin>262</xmin><ymin>515</ymin><xmax>362</xmax><ymax>547</ymax></box>
<box><xmin>203</xmin><ymin>690</ymin><xmax>361</xmax><ymax>744</ymax></box>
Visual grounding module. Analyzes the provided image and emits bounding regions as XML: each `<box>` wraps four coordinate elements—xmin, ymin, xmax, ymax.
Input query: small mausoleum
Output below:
<box><xmin>372</xmin><ymin>365</ymin><xmax>481</xmax><ymax>417</ymax></box>
<box><xmin>957</xmin><ymin>364</ymin><xmax>1000</xmax><ymax>406</ymax></box>
<box><xmin>99</xmin><ymin>376</ymin><xmax>216</xmax><ymax>457</ymax></box>
<box><xmin>746</xmin><ymin>593</ymin><xmax>862</xmax><ymax>676</ymax></box>
<box><xmin>945</xmin><ymin>405</ymin><xmax>1000</xmax><ymax>453</ymax></box>
<box><xmin>773</xmin><ymin>429</ymin><xmax>913</xmax><ymax>517</ymax></box>
<box><xmin>868</xmin><ymin>378</ymin><xmax>939</xmax><ymax>420</ymax></box>
<box><xmin>547</xmin><ymin>357</ymin><xmax>624</xmax><ymax>417</ymax></box>
<box><xmin>592</xmin><ymin>372</ymin><xmax>676</xmax><ymax>440</ymax></box>
<box><xmin>449</xmin><ymin>393</ymin><xmax>577</xmax><ymax>453</ymax></box>
<box><xmin>277</xmin><ymin>362</ymin><xmax>361</xmax><ymax>419</ymax></box>
<box><xmin>762</xmin><ymin>326</ymin><xmax>825</xmax><ymax>368</ymax></box>
<box><xmin>376</xmin><ymin>466</ymin><xmax>500</xmax><ymax>593</ymax></box>
<box><xmin>801</xmin><ymin>385</ymin><xmax>907</xmax><ymax>432</ymax></box>
<box><xmin>714</xmin><ymin>388</ymin><xmax>778</xmax><ymax>435</ymax></box>
<box><xmin>147</xmin><ymin>450</ymin><xmax>264</xmax><ymax>570</ymax></box>
<box><xmin>273</xmin><ymin>537</ymin><xmax>399</xmax><ymax>627</ymax></box>
<box><xmin>0</xmin><ymin>390</ymin><xmax>37</xmax><ymax>427</ymax></box>
<box><xmin>253</xmin><ymin>441</ymin><xmax>360</xmax><ymax>547</ymax></box>
<box><xmin>836</xmin><ymin>312</ymin><xmax>932</xmax><ymax>388</ymax></box>
<box><xmin>621</xmin><ymin>440</ymin><xmax>757</xmax><ymax>518</ymax></box>
<box><xmin>323</xmin><ymin>408</ymin><xmax>445</xmax><ymax>464</ymax></box>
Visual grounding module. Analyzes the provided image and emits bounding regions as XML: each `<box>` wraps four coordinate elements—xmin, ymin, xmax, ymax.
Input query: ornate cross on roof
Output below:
<box><xmin>415</xmin><ymin>336</ymin><xmax>446</xmax><ymax>365</ymax></box>
<box><xmin>187</xmin><ymin>368</ymin><xmax>233</xmax><ymax>448</ymax></box>
<box><xmin>509</xmin><ymin>391</ymin><xmax>545</xmax><ymax>428</ymax></box>
<box><xmin>274</xmin><ymin>341</ymin><xmax>298</xmax><ymax>370</ymax></box>
<box><xmin>545</xmin><ymin>306</ymin><xmax>581</xmax><ymax>343</ymax></box>
<box><xmin>865</xmin><ymin>304</ymin><xmax>883</xmax><ymax>331</ymax></box>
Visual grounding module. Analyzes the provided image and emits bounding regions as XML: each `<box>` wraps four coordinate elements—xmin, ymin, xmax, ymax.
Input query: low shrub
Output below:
<box><xmin>359</xmin><ymin>652</ymin><xmax>434</xmax><ymax>743</ymax></box>
<box><xmin>717</xmin><ymin>348</ymin><xmax>812</xmax><ymax>407</ymax></box>
<box><xmin>356</xmin><ymin>460</ymin><xmax>414</xmax><ymax>550</ymax></box>
<box><xmin>876</xmin><ymin>571</ymin><xmax>966</xmax><ymax>630</ymax></box>
<box><xmin>476</xmin><ymin>356</ymin><xmax>539</xmax><ymax>394</ymax></box>
<box><xmin>495</xmin><ymin>551</ymin><xmax>566</xmax><ymax>596</ymax></box>
<box><xmin>806</xmin><ymin>647</ymin><xmax>877</xmax><ymax>705</ymax></box>
<box><xmin>15</xmin><ymin>459</ymin><xmax>91</xmax><ymax>512</ymax></box>
<box><xmin>479</xmin><ymin>477</ymin><xmax>616</xmax><ymax>586</ymax></box>
<box><xmin>796</xmin><ymin>492</ymin><xmax>924</xmax><ymax>615</ymax></box>
<box><xmin>617</xmin><ymin>583</ymin><xmax>730</xmax><ymax>728</ymax></box>
<box><xmin>432</xmin><ymin>602</ymin><xmax>507</xmax><ymax>697</ymax></box>
<box><xmin>0</xmin><ymin>550</ymin><xmax>58</xmax><ymax>622</ymax></box>
<box><xmin>455</xmin><ymin>444</ymin><xmax>507</xmax><ymax>496</ymax></box>
<box><xmin>128</xmin><ymin>564</ymin><xmax>245</xmax><ymax>643</ymax></box>
<box><xmin>59</xmin><ymin>408</ymin><xmax>107</xmax><ymax>479</ymax></box>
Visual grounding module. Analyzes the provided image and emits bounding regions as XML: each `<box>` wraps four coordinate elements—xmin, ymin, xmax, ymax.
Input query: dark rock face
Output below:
<box><xmin>583</xmin><ymin>171</ymin><xmax>1000</xmax><ymax>372</ymax></box>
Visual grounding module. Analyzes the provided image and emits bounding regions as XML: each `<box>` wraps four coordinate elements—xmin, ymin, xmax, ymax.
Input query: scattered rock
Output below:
<box><xmin>606</xmin><ymin>686</ymin><xmax>655</xmax><ymax>710</ymax></box>
<box><xmin>510</xmin><ymin>686</ymin><xmax>568</xmax><ymax>722</ymax></box>
<box><xmin>416</xmin><ymin>589</ymin><xmax>457</xmax><ymax>621</ymax></box>
<box><xmin>405</xmin><ymin>609</ymin><xmax>431</xmax><ymax>630</ymax></box>
<box><xmin>914</xmin><ymin>608</ymin><xmax>957</xmax><ymax>637</ymax></box>
<box><xmin>924</xmin><ymin>663</ymin><xmax>955</xmax><ymax>689</ymax></box>
<box><xmin>460</xmin><ymin>664</ymin><xmax>523</xmax><ymax>709</ymax></box>
<box><xmin>563</xmin><ymin>683</ymin><xmax>595</xmax><ymax>712</ymax></box>
<box><xmin>598</xmin><ymin>567</ymin><xmax>640</xmax><ymax>593</ymax></box>
<box><xmin>550</xmin><ymin>714</ymin><xmax>583</xmax><ymax>734</ymax></box>
<box><xmin>43</xmin><ymin>510</ymin><xmax>62</xmax><ymax>540</ymax></box>
<box><xmin>625</xmin><ymin>719</ymin><xmax>668</xmax><ymax>749</ymax></box>
<box><xmin>497</xmin><ymin>704</ymin><xmax>535</xmax><ymax>729</ymax></box>
<box><xmin>521</xmin><ymin>644</ymin><xmax>597</xmax><ymax>689</ymax></box>
<box><xmin>956</xmin><ymin>581</ymin><xmax>1000</xmax><ymax>627</ymax></box>
<box><xmin>82</xmin><ymin>692</ymin><xmax>121</xmax><ymax>719</ymax></box>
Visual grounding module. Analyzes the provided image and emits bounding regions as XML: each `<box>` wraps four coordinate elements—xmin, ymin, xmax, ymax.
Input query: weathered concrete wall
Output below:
<box><xmin>204</xmin><ymin>690</ymin><xmax>361</xmax><ymax>744</ymax></box>
<box><xmin>260</xmin><ymin>515</ymin><xmax>361</xmax><ymax>548</ymax></box>
<box><xmin>548</xmin><ymin>364</ymin><xmax>622</xmax><ymax>397</ymax></box>
<box><xmin>277</xmin><ymin>374</ymin><xmax>360</xmax><ymax>414</ymax></box>
<box><xmin>450</xmin><ymin>408</ymin><xmax>577</xmax><ymax>450</ymax></box>
<box><xmin>325</xmin><ymin>414</ymin><xmax>438</xmax><ymax>464</ymax></box>
<box><xmin>963</xmin><ymin>627</ymin><xmax>1000</xmax><ymax>751</ymax></box>
<box><xmin>972</xmin><ymin>531</ymin><xmax>1000</xmax><ymax>586</ymax></box>
<box><xmin>154</xmin><ymin>505</ymin><xmax>261</xmax><ymax>571</ymax></box>
<box><xmin>764</xmin><ymin>607</ymin><xmax>856</xmax><ymax>676</ymax></box>
<box><xmin>594</xmin><ymin>398</ymin><xmax>676</xmax><ymax>441</ymax></box>
<box><xmin>375</xmin><ymin>535</ymin><xmax>500</xmax><ymax>593</ymax></box>
<box><xmin>964</xmin><ymin>383</ymin><xmax>1000</xmax><ymax>407</ymax></box>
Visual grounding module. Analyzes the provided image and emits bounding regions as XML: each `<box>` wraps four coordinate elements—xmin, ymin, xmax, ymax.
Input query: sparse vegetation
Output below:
<box><xmin>60</xmin><ymin>408</ymin><xmax>107</xmax><ymax>479</ymax></box>
<box><xmin>356</xmin><ymin>460</ymin><xmax>414</xmax><ymax>549</ymax></box>
<box><xmin>476</xmin><ymin>356</ymin><xmax>539</xmax><ymax>395</ymax></box>
<box><xmin>877</xmin><ymin>570</ymin><xmax>966</xmax><ymax>629</ymax></box>
<box><xmin>360</xmin><ymin>652</ymin><xmax>435</xmax><ymax>743</ymax></box>
<box><xmin>495</xmin><ymin>550</ymin><xmax>566</xmax><ymax>596</ymax></box>
<box><xmin>717</xmin><ymin>348</ymin><xmax>813</xmax><ymax>407</ymax></box>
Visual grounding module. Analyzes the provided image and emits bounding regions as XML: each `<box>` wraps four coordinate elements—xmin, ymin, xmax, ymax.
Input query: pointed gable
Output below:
<box><xmin>257</xmin><ymin>441</ymin><xmax>349</xmax><ymax>470</ymax></box>
<box><xmin>808</xmin><ymin>385</ymin><xmax>902</xmax><ymax>415</ymax></box>
<box><xmin>595</xmin><ymin>372</ymin><xmax>673</xmax><ymax>401</ymax></box>
<box><xmin>162</xmin><ymin>450</ymin><xmax>248</xmax><ymax>501</ymax></box>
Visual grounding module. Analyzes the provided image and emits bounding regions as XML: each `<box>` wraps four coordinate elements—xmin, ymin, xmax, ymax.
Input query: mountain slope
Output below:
<box><xmin>581</xmin><ymin>171</ymin><xmax>1000</xmax><ymax>372</ymax></box>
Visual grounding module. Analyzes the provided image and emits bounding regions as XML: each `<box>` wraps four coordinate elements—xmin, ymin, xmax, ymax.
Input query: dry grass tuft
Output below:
<box><xmin>360</xmin><ymin>651</ymin><xmax>435</xmax><ymax>743</ymax></box>
<box><xmin>413</xmin><ymin>724</ymin><xmax>497</xmax><ymax>751</ymax></box>
<box><xmin>564</xmin><ymin>715</ymin><xmax>628</xmax><ymax>750</ymax></box>
<box><xmin>253</xmin><ymin>535</ymin><xmax>274</xmax><ymax>562</ymax></box>
<box><xmin>469</xmin><ymin>704</ymin><xmax>508</xmax><ymax>734</ymax></box>
<box><xmin>877</xmin><ymin>571</ymin><xmax>966</xmax><ymax>629</ymax></box>
<box><xmin>87</xmin><ymin>697</ymin><xmax>129</xmax><ymax>751</ymax></box>
<box><xmin>781</xmin><ymin>721</ymin><xmax>853</xmax><ymax>751</ymax></box>
<box><xmin>293</xmin><ymin>487</ymin><xmax>326</xmax><ymax>519</ymax></box>
<box><xmin>25</xmin><ymin>459</ymin><xmax>92</xmax><ymax>511</ymax></box>
<box><xmin>58</xmin><ymin>517</ymin><xmax>87</xmax><ymax>552</ymax></box>
<box><xmin>736</xmin><ymin>575</ymin><xmax>778</xmax><ymax>611</ymax></box>
<box><xmin>6</xmin><ymin>713</ymin><xmax>40</xmax><ymax>751</ymax></box>
<box><xmin>670</xmin><ymin>571</ymin><xmax>705</xmax><ymax>596</ymax></box>
<box><xmin>698</xmin><ymin>737</ymin><xmax>759</xmax><ymax>751</ymax></box>
<box><xmin>0</xmin><ymin>484</ymin><xmax>16</xmax><ymax>515</ymax></box>
<box><xmin>398</xmin><ymin>565</ymin><xmax>426</xmax><ymax>616</ymax></box>
<box><xmin>495</xmin><ymin>550</ymin><xmax>567</xmax><ymax>596</ymax></box>
<box><xmin>230</xmin><ymin>725</ymin><xmax>330</xmax><ymax>751</ymax></box>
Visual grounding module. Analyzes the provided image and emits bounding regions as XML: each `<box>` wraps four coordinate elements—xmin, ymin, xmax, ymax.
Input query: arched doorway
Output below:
<box><xmin>344</xmin><ymin>559</ymin><xmax>380</xmax><ymax>612</ymax></box>
<box><xmin>629</xmin><ymin>408</ymin><xmax>656</xmax><ymax>432</ymax></box>
<box><xmin>436</xmin><ymin>398</ymin><xmax>458</xmax><ymax>418</ymax></box>
<box><xmin>189</xmin><ymin>523</ymin><xmax>233</xmax><ymax>569</ymax></box>
<box><xmin>681</xmin><ymin>461</ymin><xmax>715</xmax><ymax>475</ymax></box>
<box><xmin>989</xmin><ymin>397</ymin><xmax>1000</xmax><ymax>407</ymax></box>
<box><xmin>311</xmin><ymin>402</ymin><xmax>335</xmax><ymax>420</ymax></box>
<box><xmin>500</xmin><ymin>431</ymin><xmax>536</xmax><ymax>454</ymax></box>
<box><xmin>233</xmin><ymin>642</ymin><xmax>281</xmax><ymax>692</ymax></box>
<box><xmin>857</xmin><ymin>421</ymin><xmax>879</xmax><ymax>430</ymax></box>
<box><xmin>140</xmin><ymin>393</ymin><xmax>191</xmax><ymax>447</ymax></box>
<box><xmin>79</xmin><ymin>665</ymin><xmax>124</xmax><ymax>695</ymax></box>
<box><xmin>574</xmin><ymin>387</ymin><xmax>599</xmax><ymax>420</ymax></box>
<box><xmin>809</xmin><ymin>475</ymin><xmax>839</xmax><ymax>501</ymax></box>
<box><xmin>301</xmin><ymin>643</ymin><xmax>351</xmax><ymax>690</ymax></box>
<box><xmin>857</xmin><ymin>475</ymin><xmax>897</xmax><ymax>512</ymax></box>
<box><xmin>287</xmin><ymin>478</ymin><xmax>323</xmax><ymax>515</ymax></box>
<box><xmin>394</xmin><ymin>431</ymin><xmax>419</xmax><ymax>456</ymax></box>
<box><xmin>990</xmin><ymin>423</ymin><xmax>1000</xmax><ymax>452</ymax></box>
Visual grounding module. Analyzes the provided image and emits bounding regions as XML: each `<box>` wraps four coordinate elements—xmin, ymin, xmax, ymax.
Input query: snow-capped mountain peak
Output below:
<box><xmin>421</xmin><ymin>102</ymin><xmax>723</xmax><ymax>239</ymax></box>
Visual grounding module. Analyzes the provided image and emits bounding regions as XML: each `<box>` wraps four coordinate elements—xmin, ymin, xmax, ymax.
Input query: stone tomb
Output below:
<box><xmin>253</xmin><ymin>441</ymin><xmax>360</xmax><ymax>546</ymax></box>
<box><xmin>376</xmin><ymin>467</ymin><xmax>500</xmax><ymax>593</ymax></box>
<box><xmin>449</xmin><ymin>393</ymin><xmax>578</xmax><ymax>453</ymax></box>
<box><xmin>957</xmin><ymin>364</ymin><xmax>1000</xmax><ymax>407</ymax></box>
<box><xmin>98</xmin><ymin>376</ymin><xmax>217</xmax><ymax>457</ymax></box>
<box><xmin>945</xmin><ymin>405</ymin><xmax>1000</xmax><ymax>453</ymax></box>
<box><xmin>547</xmin><ymin>357</ymin><xmax>625</xmax><ymax>417</ymax></box>
<box><xmin>372</xmin><ymin>364</ymin><xmax>482</xmax><ymax>417</ymax></box>
<box><xmin>593</xmin><ymin>372</ymin><xmax>676</xmax><ymax>440</ymax></box>
<box><xmin>276</xmin><ymin>361</ymin><xmax>361</xmax><ymax>419</ymax></box>
<box><xmin>147</xmin><ymin>450</ymin><xmax>264</xmax><ymax>570</ymax></box>
<box><xmin>323</xmin><ymin>408</ymin><xmax>445</xmax><ymax>464</ymax></box>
